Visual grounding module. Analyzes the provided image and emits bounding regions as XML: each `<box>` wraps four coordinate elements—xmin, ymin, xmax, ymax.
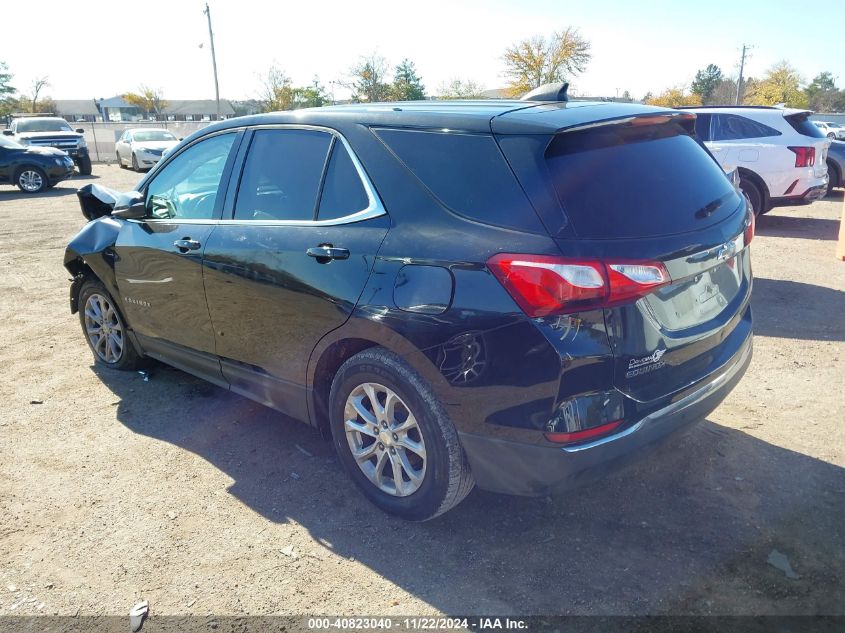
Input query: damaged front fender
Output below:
<box><xmin>64</xmin><ymin>215</ymin><xmax>124</xmax><ymax>313</ymax></box>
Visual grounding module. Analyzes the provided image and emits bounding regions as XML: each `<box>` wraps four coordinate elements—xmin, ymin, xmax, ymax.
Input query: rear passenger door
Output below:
<box><xmin>201</xmin><ymin>127</ymin><xmax>389</xmax><ymax>419</ymax></box>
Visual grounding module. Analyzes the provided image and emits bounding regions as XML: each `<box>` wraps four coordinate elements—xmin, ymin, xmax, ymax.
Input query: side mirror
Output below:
<box><xmin>178</xmin><ymin>137</ymin><xmax>183</xmax><ymax>141</ymax></box>
<box><xmin>112</xmin><ymin>191</ymin><xmax>147</xmax><ymax>220</ymax></box>
<box><xmin>2</xmin><ymin>130</ymin><xmax>13</xmax><ymax>136</ymax></box>
<box><xmin>75</xmin><ymin>128</ymin><xmax>85</xmax><ymax>134</ymax></box>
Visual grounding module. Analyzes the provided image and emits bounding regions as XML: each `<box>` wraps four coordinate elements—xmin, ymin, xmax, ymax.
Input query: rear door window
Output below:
<box><xmin>234</xmin><ymin>129</ymin><xmax>332</xmax><ymax>221</ymax></box>
<box><xmin>546</xmin><ymin>122</ymin><xmax>741</xmax><ymax>239</ymax></box>
<box><xmin>317</xmin><ymin>141</ymin><xmax>370</xmax><ymax>221</ymax></box>
<box><xmin>711</xmin><ymin>114</ymin><xmax>780</xmax><ymax>140</ymax></box>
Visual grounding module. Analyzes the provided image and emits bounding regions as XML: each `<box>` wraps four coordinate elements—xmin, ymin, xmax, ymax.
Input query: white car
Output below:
<box><xmin>687</xmin><ymin>106</ymin><xmax>831</xmax><ymax>215</ymax></box>
<box><xmin>115</xmin><ymin>128</ymin><xmax>180</xmax><ymax>171</ymax></box>
<box><xmin>813</xmin><ymin>121</ymin><xmax>845</xmax><ymax>140</ymax></box>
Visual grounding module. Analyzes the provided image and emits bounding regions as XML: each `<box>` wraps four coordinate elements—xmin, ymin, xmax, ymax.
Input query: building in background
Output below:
<box><xmin>53</xmin><ymin>97</ymin><xmax>236</xmax><ymax>122</ymax></box>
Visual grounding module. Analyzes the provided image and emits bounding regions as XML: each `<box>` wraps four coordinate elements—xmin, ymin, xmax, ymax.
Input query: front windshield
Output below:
<box><xmin>828</xmin><ymin>123</ymin><xmax>842</xmax><ymax>129</ymax></box>
<box><xmin>133</xmin><ymin>130</ymin><xmax>177</xmax><ymax>143</ymax></box>
<box><xmin>15</xmin><ymin>119</ymin><xmax>74</xmax><ymax>133</ymax></box>
<box><xmin>0</xmin><ymin>136</ymin><xmax>25</xmax><ymax>149</ymax></box>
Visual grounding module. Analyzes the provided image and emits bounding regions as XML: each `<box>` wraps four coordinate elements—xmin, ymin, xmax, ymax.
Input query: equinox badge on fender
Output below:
<box><xmin>626</xmin><ymin>348</ymin><xmax>667</xmax><ymax>378</ymax></box>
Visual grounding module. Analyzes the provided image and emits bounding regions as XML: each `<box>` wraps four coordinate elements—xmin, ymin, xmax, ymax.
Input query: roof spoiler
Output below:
<box><xmin>521</xmin><ymin>82</ymin><xmax>569</xmax><ymax>102</ymax></box>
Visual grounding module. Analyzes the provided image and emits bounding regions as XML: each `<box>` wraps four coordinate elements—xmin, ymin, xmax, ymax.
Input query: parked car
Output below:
<box><xmin>686</xmin><ymin>106</ymin><xmax>830</xmax><ymax>215</ymax></box>
<box><xmin>0</xmin><ymin>134</ymin><xmax>75</xmax><ymax>193</ymax></box>
<box><xmin>65</xmin><ymin>91</ymin><xmax>754</xmax><ymax>520</ymax></box>
<box><xmin>115</xmin><ymin>128</ymin><xmax>180</xmax><ymax>171</ymax></box>
<box><xmin>3</xmin><ymin>115</ymin><xmax>91</xmax><ymax>175</ymax></box>
<box><xmin>826</xmin><ymin>140</ymin><xmax>845</xmax><ymax>194</ymax></box>
<box><xmin>813</xmin><ymin>121</ymin><xmax>845</xmax><ymax>140</ymax></box>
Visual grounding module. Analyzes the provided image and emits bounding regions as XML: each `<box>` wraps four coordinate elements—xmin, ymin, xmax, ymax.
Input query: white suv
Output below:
<box><xmin>686</xmin><ymin>106</ymin><xmax>831</xmax><ymax>215</ymax></box>
<box><xmin>813</xmin><ymin>121</ymin><xmax>845</xmax><ymax>140</ymax></box>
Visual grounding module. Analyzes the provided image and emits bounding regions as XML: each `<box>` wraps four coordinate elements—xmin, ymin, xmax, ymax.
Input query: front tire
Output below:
<box><xmin>131</xmin><ymin>153</ymin><xmax>139</xmax><ymax>171</ymax></box>
<box><xmin>15</xmin><ymin>166</ymin><xmax>48</xmax><ymax>193</ymax></box>
<box><xmin>329</xmin><ymin>347</ymin><xmax>474</xmax><ymax>521</ymax></box>
<box><xmin>77</xmin><ymin>155</ymin><xmax>92</xmax><ymax>176</ymax></box>
<box><xmin>78</xmin><ymin>279</ymin><xmax>142</xmax><ymax>370</ymax></box>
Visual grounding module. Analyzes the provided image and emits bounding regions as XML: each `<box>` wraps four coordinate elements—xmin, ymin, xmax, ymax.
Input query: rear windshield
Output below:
<box><xmin>133</xmin><ymin>130</ymin><xmax>176</xmax><ymax>142</ymax></box>
<box><xmin>786</xmin><ymin>113</ymin><xmax>825</xmax><ymax>138</ymax></box>
<box><xmin>546</xmin><ymin>122</ymin><xmax>741</xmax><ymax>239</ymax></box>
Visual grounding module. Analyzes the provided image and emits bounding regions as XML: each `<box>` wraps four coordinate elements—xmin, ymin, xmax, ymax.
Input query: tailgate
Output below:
<box><xmin>533</xmin><ymin>109</ymin><xmax>753</xmax><ymax>403</ymax></box>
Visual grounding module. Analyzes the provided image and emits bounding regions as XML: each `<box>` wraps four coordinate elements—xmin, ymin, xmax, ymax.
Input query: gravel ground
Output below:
<box><xmin>0</xmin><ymin>166</ymin><xmax>843</xmax><ymax>618</ymax></box>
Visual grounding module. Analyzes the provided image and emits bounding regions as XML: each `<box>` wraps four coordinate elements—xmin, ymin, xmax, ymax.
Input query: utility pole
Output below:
<box><xmin>203</xmin><ymin>3</ymin><xmax>221</xmax><ymax>120</ymax></box>
<box><xmin>735</xmin><ymin>44</ymin><xmax>751</xmax><ymax>105</ymax></box>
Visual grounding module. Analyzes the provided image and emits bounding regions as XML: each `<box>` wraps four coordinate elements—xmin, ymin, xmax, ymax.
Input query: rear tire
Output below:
<box><xmin>739</xmin><ymin>176</ymin><xmax>764</xmax><ymax>216</ymax></box>
<box><xmin>77</xmin><ymin>155</ymin><xmax>92</xmax><ymax>176</ymax></box>
<box><xmin>827</xmin><ymin>160</ymin><xmax>840</xmax><ymax>196</ymax></box>
<box><xmin>329</xmin><ymin>347</ymin><xmax>474</xmax><ymax>521</ymax></box>
<box><xmin>15</xmin><ymin>166</ymin><xmax>48</xmax><ymax>193</ymax></box>
<box><xmin>78</xmin><ymin>278</ymin><xmax>142</xmax><ymax>371</ymax></box>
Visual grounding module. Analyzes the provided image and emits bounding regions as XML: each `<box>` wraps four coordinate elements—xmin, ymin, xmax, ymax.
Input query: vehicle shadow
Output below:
<box><xmin>755</xmin><ymin>214</ymin><xmax>840</xmax><ymax>241</ymax></box>
<box><xmin>0</xmin><ymin>186</ymin><xmax>79</xmax><ymax>200</ymax></box>
<box><xmin>92</xmin><ymin>364</ymin><xmax>845</xmax><ymax>615</ymax></box>
<box><xmin>752</xmin><ymin>277</ymin><xmax>845</xmax><ymax>341</ymax></box>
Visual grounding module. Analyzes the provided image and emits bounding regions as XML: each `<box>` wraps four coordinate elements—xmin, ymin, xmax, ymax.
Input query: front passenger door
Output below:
<box><xmin>114</xmin><ymin>131</ymin><xmax>240</xmax><ymax>383</ymax></box>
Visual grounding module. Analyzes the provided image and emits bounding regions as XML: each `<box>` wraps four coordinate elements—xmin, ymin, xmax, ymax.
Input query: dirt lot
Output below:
<box><xmin>0</xmin><ymin>165</ymin><xmax>843</xmax><ymax>618</ymax></box>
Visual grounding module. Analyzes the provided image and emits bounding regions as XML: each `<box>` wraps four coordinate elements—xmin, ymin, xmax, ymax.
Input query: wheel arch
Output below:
<box><xmin>737</xmin><ymin>167</ymin><xmax>770</xmax><ymax>212</ymax></box>
<box><xmin>307</xmin><ymin>318</ymin><xmax>452</xmax><ymax>439</ymax></box>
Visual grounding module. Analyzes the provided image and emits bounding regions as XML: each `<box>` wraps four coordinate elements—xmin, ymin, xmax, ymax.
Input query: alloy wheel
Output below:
<box><xmin>18</xmin><ymin>170</ymin><xmax>43</xmax><ymax>192</ymax></box>
<box><xmin>344</xmin><ymin>382</ymin><xmax>427</xmax><ymax>497</ymax></box>
<box><xmin>83</xmin><ymin>293</ymin><xmax>125</xmax><ymax>363</ymax></box>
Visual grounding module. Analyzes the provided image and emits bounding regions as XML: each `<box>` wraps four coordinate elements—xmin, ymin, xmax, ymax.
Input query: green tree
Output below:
<box><xmin>502</xmin><ymin>27</ymin><xmax>591</xmax><ymax>97</ymax></box>
<box><xmin>691</xmin><ymin>64</ymin><xmax>723</xmax><ymax>104</ymax></box>
<box><xmin>259</xmin><ymin>67</ymin><xmax>329</xmax><ymax>112</ymax></box>
<box><xmin>123</xmin><ymin>85</ymin><xmax>168</xmax><ymax>119</ymax></box>
<box><xmin>438</xmin><ymin>79</ymin><xmax>486</xmax><ymax>99</ymax></box>
<box><xmin>0</xmin><ymin>61</ymin><xmax>17</xmax><ymax>117</ymax></box>
<box><xmin>390</xmin><ymin>59</ymin><xmax>426</xmax><ymax>101</ymax></box>
<box><xmin>804</xmin><ymin>72</ymin><xmax>840</xmax><ymax>112</ymax></box>
<box><xmin>744</xmin><ymin>61</ymin><xmax>807</xmax><ymax>108</ymax></box>
<box><xmin>346</xmin><ymin>54</ymin><xmax>391</xmax><ymax>103</ymax></box>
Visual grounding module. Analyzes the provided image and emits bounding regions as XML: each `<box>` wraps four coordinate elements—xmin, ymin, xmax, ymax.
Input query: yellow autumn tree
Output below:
<box><xmin>743</xmin><ymin>61</ymin><xmax>808</xmax><ymax>108</ymax></box>
<box><xmin>645</xmin><ymin>87</ymin><xmax>702</xmax><ymax>108</ymax></box>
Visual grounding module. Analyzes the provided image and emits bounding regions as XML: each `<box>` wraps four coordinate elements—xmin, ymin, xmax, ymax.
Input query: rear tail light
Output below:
<box><xmin>744</xmin><ymin>205</ymin><xmax>755</xmax><ymax>246</ymax></box>
<box><xmin>488</xmin><ymin>254</ymin><xmax>670</xmax><ymax>317</ymax></box>
<box><xmin>788</xmin><ymin>146</ymin><xmax>815</xmax><ymax>167</ymax></box>
<box><xmin>544</xmin><ymin>419</ymin><xmax>623</xmax><ymax>444</ymax></box>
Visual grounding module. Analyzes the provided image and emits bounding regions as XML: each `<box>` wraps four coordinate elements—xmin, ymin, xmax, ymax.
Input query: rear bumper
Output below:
<box><xmin>771</xmin><ymin>176</ymin><xmax>829</xmax><ymax>206</ymax></box>
<box><xmin>460</xmin><ymin>333</ymin><xmax>753</xmax><ymax>496</ymax></box>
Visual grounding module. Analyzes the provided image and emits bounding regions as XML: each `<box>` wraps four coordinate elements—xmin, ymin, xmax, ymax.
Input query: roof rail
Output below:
<box><xmin>521</xmin><ymin>82</ymin><xmax>569</xmax><ymax>102</ymax></box>
<box><xmin>674</xmin><ymin>105</ymin><xmax>781</xmax><ymax>110</ymax></box>
<box><xmin>9</xmin><ymin>112</ymin><xmax>58</xmax><ymax>117</ymax></box>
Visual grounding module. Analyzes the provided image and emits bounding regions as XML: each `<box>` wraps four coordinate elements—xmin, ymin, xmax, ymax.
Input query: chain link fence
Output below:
<box><xmin>74</xmin><ymin>121</ymin><xmax>217</xmax><ymax>163</ymax></box>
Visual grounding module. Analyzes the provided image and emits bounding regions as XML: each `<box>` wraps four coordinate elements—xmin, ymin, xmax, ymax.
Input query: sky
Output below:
<box><xmin>2</xmin><ymin>0</ymin><xmax>843</xmax><ymax>102</ymax></box>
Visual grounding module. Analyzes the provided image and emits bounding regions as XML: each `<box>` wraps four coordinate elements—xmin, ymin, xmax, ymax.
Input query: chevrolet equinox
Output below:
<box><xmin>65</xmin><ymin>86</ymin><xmax>754</xmax><ymax>520</ymax></box>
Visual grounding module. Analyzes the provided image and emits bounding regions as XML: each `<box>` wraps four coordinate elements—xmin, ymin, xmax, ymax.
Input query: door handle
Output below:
<box><xmin>174</xmin><ymin>238</ymin><xmax>201</xmax><ymax>252</ymax></box>
<box><xmin>306</xmin><ymin>245</ymin><xmax>350</xmax><ymax>262</ymax></box>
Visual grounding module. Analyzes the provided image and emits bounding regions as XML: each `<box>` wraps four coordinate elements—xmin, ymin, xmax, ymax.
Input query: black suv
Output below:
<box><xmin>4</xmin><ymin>116</ymin><xmax>92</xmax><ymax>175</ymax></box>
<box><xmin>65</xmin><ymin>91</ymin><xmax>754</xmax><ymax>520</ymax></box>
